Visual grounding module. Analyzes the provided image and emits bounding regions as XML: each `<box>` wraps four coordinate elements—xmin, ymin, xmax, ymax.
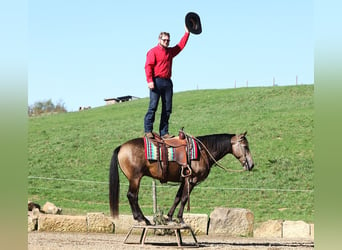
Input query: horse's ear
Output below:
<box><xmin>237</xmin><ymin>131</ymin><xmax>247</xmax><ymax>142</ymax></box>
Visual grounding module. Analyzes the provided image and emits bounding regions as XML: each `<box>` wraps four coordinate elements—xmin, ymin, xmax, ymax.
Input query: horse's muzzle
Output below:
<box><xmin>243</xmin><ymin>158</ymin><xmax>254</xmax><ymax>171</ymax></box>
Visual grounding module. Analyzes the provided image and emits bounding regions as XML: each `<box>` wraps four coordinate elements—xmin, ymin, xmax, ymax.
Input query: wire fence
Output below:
<box><xmin>28</xmin><ymin>175</ymin><xmax>314</xmax><ymax>223</ymax></box>
<box><xmin>28</xmin><ymin>175</ymin><xmax>313</xmax><ymax>193</ymax></box>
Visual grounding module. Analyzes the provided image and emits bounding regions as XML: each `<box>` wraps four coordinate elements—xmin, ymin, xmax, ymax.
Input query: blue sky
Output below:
<box><xmin>28</xmin><ymin>0</ymin><xmax>313</xmax><ymax>111</ymax></box>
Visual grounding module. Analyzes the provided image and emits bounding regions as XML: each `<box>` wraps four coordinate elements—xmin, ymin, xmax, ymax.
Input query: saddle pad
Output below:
<box><xmin>144</xmin><ymin>136</ymin><xmax>199</xmax><ymax>161</ymax></box>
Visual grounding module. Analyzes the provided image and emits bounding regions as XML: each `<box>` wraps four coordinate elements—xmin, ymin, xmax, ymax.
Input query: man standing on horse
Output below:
<box><xmin>144</xmin><ymin>26</ymin><xmax>190</xmax><ymax>140</ymax></box>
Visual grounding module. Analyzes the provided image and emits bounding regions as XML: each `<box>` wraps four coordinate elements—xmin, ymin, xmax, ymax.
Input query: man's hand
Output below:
<box><xmin>147</xmin><ymin>82</ymin><xmax>154</xmax><ymax>89</ymax></box>
<box><xmin>185</xmin><ymin>24</ymin><xmax>189</xmax><ymax>34</ymax></box>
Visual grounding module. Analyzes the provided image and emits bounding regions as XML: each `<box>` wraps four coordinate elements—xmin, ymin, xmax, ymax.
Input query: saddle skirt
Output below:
<box><xmin>144</xmin><ymin>135</ymin><xmax>199</xmax><ymax>162</ymax></box>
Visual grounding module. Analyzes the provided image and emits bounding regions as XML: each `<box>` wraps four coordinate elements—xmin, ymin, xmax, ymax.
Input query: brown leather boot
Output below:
<box><xmin>145</xmin><ymin>132</ymin><xmax>154</xmax><ymax>139</ymax></box>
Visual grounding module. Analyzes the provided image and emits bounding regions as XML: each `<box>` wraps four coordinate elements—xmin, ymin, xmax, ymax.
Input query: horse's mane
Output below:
<box><xmin>196</xmin><ymin>133</ymin><xmax>233</xmax><ymax>161</ymax></box>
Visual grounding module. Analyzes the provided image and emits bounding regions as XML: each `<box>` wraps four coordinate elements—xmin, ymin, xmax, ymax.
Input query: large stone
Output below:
<box><xmin>29</xmin><ymin>208</ymin><xmax>41</xmax><ymax>220</ymax></box>
<box><xmin>183</xmin><ymin>213</ymin><xmax>208</xmax><ymax>235</ymax></box>
<box><xmin>87</xmin><ymin>212</ymin><xmax>114</xmax><ymax>233</ymax></box>
<box><xmin>112</xmin><ymin>214</ymin><xmax>153</xmax><ymax>234</ymax></box>
<box><xmin>208</xmin><ymin>207</ymin><xmax>254</xmax><ymax>237</ymax></box>
<box><xmin>28</xmin><ymin>215</ymin><xmax>37</xmax><ymax>232</ymax></box>
<box><xmin>38</xmin><ymin>214</ymin><xmax>87</xmax><ymax>232</ymax></box>
<box><xmin>41</xmin><ymin>202</ymin><xmax>62</xmax><ymax>215</ymax></box>
<box><xmin>254</xmin><ymin>220</ymin><xmax>283</xmax><ymax>238</ymax></box>
<box><xmin>27</xmin><ymin>208</ymin><xmax>40</xmax><ymax>232</ymax></box>
<box><xmin>283</xmin><ymin>220</ymin><xmax>310</xmax><ymax>239</ymax></box>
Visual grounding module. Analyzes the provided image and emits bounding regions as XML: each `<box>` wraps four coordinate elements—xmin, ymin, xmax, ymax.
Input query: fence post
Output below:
<box><xmin>152</xmin><ymin>180</ymin><xmax>157</xmax><ymax>214</ymax></box>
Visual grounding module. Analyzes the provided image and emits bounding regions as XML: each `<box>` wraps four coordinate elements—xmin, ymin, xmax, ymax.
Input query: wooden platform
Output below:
<box><xmin>123</xmin><ymin>224</ymin><xmax>199</xmax><ymax>247</ymax></box>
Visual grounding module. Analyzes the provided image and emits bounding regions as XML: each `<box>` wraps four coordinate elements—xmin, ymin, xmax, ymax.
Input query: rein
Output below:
<box><xmin>188</xmin><ymin>133</ymin><xmax>244</xmax><ymax>173</ymax></box>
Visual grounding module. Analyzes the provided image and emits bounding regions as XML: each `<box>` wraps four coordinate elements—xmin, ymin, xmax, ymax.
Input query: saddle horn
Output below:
<box><xmin>179</xmin><ymin>127</ymin><xmax>186</xmax><ymax>139</ymax></box>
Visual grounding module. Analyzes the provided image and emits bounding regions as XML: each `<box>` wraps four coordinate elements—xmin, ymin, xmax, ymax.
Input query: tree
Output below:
<box><xmin>28</xmin><ymin>99</ymin><xmax>67</xmax><ymax>116</ymax></box>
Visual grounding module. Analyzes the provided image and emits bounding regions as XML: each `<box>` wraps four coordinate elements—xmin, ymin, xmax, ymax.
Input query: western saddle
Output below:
<box><xmin>149</xmin><ymin>129</ymin><xmax>194</xmax><ymax>183</ymax></box>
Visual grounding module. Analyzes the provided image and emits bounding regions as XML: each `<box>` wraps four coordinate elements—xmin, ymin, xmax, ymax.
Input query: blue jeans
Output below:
<box><xmin>144</xmin><ymin>77</ymin><xmax>173</xmax><ymax>136</ymax></box>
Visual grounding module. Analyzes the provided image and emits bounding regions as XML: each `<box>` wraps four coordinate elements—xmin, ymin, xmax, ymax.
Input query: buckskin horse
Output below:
<box><xmin>109</xmin><ymin>131</ymin><xmax>254</xmax><ymax>225</ymax></box>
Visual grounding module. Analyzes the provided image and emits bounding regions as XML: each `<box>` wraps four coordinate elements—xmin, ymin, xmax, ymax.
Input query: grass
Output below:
<box><xmin>28</xmin><ymin>85</ymin><xmax>314</xmax><ymax>224</ymax></box>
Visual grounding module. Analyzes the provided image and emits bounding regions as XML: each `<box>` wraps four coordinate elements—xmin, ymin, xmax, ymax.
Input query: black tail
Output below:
<box><xmin>109</xmin><ymin>146</ymin><xmax>121</xmax><ymax>218</ymax></box>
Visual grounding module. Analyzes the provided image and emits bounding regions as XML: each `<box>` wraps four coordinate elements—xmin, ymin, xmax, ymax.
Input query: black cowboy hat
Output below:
<box><xmin>185</xmin><ymin>12</ymin><xmax>202</xmax><ymax>35</ymax></box>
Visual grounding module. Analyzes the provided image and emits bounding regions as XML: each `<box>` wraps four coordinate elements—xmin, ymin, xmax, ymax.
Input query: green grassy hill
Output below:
<box><xmin>28</xmin><ymin>85</ymin><xmax>314</xmax><ymax>224</ymax></box>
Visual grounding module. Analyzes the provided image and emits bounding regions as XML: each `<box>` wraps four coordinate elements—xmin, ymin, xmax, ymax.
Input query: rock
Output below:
<box><xmin>112</xmin><ymin>214</ymin><xmax>153</xmax><ymax>234</ymax></box>
<box><xmin>27</xmin><ymin>208</ymin><xmax>40</xmax><ymax>232</ymax></box>
<box><xmin>254</xmin><ymin>220</ymin><xmax>283</xmax><ymax>238</ymax></box>
<box><xmin>87</xmin><ymin>212</ymin><xmax>114</xmax><ymax>233</ymax></box>
<box><xmin>283</xmin><ymin>220</ymin><xmax>310</xmax><ymax>239</ymax></box>
<box><xmin>29</xmin><ymin>208</ymin><xmax>41</xmax><ymax>219</ymax></box>
<box><xmin>41</xmin><ymin>202</ymin><xmax>62</xmax><ymax>214</ymax></box>
<box><xmin>183</xmin><ymin>213</ymin><xmax>208</xmax><ymax>235</ymax></box>
<box><xmin>208</xmin><ymin>207</ymin><xmax>254</xmax><ymax>237</ymax></box>
<box><xmin>28</xmin><ymin>216</ymin><xmax>37</xmax><ymax>232</ymax></box>
<box><xmin>28</xmin><ymin>214</ymin><xmax>38</xmax><ymax>232</ymax></box>
<box><xmin>38</xmin><ymin>214</ymin><xmax>87</xmax><ymax>232</ymax></box>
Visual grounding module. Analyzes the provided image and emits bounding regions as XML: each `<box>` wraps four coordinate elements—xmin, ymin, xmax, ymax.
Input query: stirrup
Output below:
<box><xmin>181</xmin><ymin>165</ymin><xmax>192</xmax><ymax>178</ymax></box>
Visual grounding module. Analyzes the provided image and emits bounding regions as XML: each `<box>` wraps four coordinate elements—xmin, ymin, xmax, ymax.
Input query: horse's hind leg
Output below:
<box><xmin>166</xmin><ymin>181</ymin><xmax>185</xmax><ymax>222</ymax></box>
<box><xmin>127</xmin><ymin>179</ymin><xmax>151</xmax><ymax>225</ymax></box>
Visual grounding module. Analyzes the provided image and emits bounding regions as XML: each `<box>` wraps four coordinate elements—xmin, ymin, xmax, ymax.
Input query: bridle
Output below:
<box><xmin>192</xmin><ymin>135</ymin><xmax>246</xmax><ymax>173</ymax></box>
<box><xmin>231</xmin><ymin>137</ymin><xmax>250</xmax><ymax>171</ymax></box>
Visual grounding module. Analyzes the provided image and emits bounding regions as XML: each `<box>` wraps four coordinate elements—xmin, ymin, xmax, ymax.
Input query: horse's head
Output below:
<box><xmin>231</xmin><ymin>132</ymin><xmax>254</xmax><ymax>171</ymax></box>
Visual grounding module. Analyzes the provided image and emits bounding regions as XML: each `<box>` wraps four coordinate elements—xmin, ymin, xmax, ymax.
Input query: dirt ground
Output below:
<box><xmin>28</xmin><ymin>232</ymin><xmax>314</xmax><ymax>250</ymax></box>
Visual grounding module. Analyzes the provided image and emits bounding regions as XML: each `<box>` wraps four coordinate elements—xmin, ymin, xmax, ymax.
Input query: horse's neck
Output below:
<box><xmin>199</xmin><ymin>134</ymin><xmax>233</xmax><ymax>164</ymax></box>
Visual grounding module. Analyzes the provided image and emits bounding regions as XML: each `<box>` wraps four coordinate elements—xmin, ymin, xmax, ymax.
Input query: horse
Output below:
<box><xmin>109</xmin><ymin>131</ymin><xmax>254</xmax><ymax>225</ymax></box>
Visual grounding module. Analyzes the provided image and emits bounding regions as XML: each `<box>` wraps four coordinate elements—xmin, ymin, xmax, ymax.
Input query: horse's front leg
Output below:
<box><xmin>166</xmin><ymin>181</ymin><xmax>185</xmax><ymax>222</ymax></box>
<box><xmin>127</xmin><ymin>179</ymin><xmax>151</xmax><ymax>225</ymax></box>
<box><xmin>176</xmin><ymin>179</ymin><xmax>195</xmax><ymax>224</ymax></box>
